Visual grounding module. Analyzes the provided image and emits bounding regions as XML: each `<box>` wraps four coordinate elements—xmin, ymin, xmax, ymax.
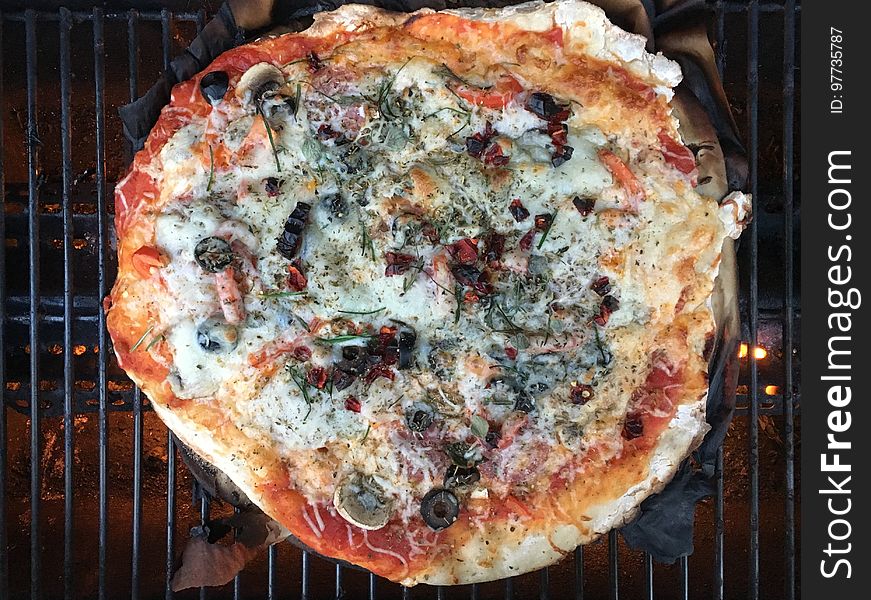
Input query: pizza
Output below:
<box><xmin>107</xmin><ymin>0</ymin><xmax>750</xmax><ymax>586</ymax></box>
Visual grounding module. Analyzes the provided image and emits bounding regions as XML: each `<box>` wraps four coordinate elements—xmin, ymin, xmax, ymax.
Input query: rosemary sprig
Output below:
<box><xmin>316</xmin><ymin>334</ymin><xmax>375</xmax><ymax>344</ymax></box>
<box><xmin>360</xmin><ymin>218</ymin><xmax>376</xmax><ymax>261</ymax></box>
<box><xmin>287</xmin><ymin>365</ymin><xmax>313</xmax><ymax>422</ymax></box>
<box><xmin>338</xmin><ymin>307</ymin><xmax>386</xmax><ymax>316</ymax></box>
<box><xmin>361</xmin><ymin>424</ymin><xmax>371</xmax><ymax>443</ymax></box>
<box><xmin>256</xmin><ymin>102</ymin><xmax>282</xmax><ymax>171</ymax></box>
<box><xmin>130</xmin><ymin>325</ymin><xmax>154</xmax><ymax>352</ymax></box>
<box><xmin>206</xmin><ymin>144</ymin><xmax>215</xmax><ymax>192</ymax></box>
<box><xmin>293</xmin><ymin>82</ymin><xmax>302</xmax><ymax>119</ymax></box>
<box><xmin>453</xmin><ymin>285</ymin><xmax>463</xmax><ymax>324</ymax></box>
<box><xmin>259</xmin><ymin>290</ymin><xmax>307</xmax><ymax>299</ymax></box>
<box><xmin>537</xmin><ymin>209</ymin><xmax>559</xmax><ymax>250</ymax></box>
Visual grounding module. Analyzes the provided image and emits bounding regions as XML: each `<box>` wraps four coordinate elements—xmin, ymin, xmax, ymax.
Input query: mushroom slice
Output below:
<box><xmin>333</xmin><ymin>473</ymin><xmax>393</xmax><ymax>530</ymax></box>
<box><xmin>235</xmin><ymin>62</ymin><xmax>285</xmax><ymax>104</ymax></box>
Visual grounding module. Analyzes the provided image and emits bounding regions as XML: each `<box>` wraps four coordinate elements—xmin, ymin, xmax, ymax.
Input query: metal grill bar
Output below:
<box><xmin>129</xmin><ymin>8</ymin><xmax>145</xmax><ymax>599</ymax></box>
<box><xmin>58</xmin><ymin>8</ymin><xmax>75</xmax><ymax>600</ymax></box>
<box><xmin>781</xmin><ymin>2</ymin><xmax>797</xmax><ymax>599</ymax></box>
<box><xmin>0</xmin><ymin>11</ymin><xmax>8</xmax><ymax>600</ymax></box>
<box><xmin>335</xmin><ymin>562</ymin><xmax>344</xmax><ymax>599</ymax></box>
<box><xmin>301</xmin><ymin>549</ymin><xmax>310</xmax><ymax>600</ymax></box>
<box><xmin>746</xmin><ymin>2</ymin><xmax>761</xmax><ymax>599</ymax></box>
<box><xmin>269</xmin><ymin>544</ymin><xmax>279</xmax><ymax>599</ymax></box>
<box><xmin>643</xmin><ymin>553</ymin><xmax>652</xmax><ymax>600</ymax></box>
<box><xmin>608</xmin><ymin>530</ymin><xmax>619</xmax><ymax>600</ymax></box>
<box><xmin>199</xmin><ymin>494</ymin><xmax>211</xmax><ymax>600</ymax></box>
<box><xmin>574</xmin><ymin>547</ymin><xmax>583</xmax><ymax>600</ymax></box>
<box><xmin>25</xmin><ymin>10</ymin><xmax>42</xmax><ymax>600</ymax></box>
<box><xmin>93</xmin><ymin>9</ymin><xmax>110</xmax><ymax>600</ymax></box>
<box><xmin>165</xmin><ymin>434</ymin><xmax>177</xmax><ymax>600</ymax></box>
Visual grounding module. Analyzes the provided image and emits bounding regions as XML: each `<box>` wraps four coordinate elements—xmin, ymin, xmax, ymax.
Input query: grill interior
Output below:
<box><xmin>0</xmin><ymin>1</ymin><xmax>800</xmax><ymax>599</ymax></box>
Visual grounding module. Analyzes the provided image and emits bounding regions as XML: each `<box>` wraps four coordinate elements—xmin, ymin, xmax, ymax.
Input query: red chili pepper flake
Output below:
<box><xmin>505</xmin><ymin>346</ymin><xmax>518</xmax><ymax>360</ymax></box>
<box><xmin>591</xmin><ymin>276</ymin><xmax>611</xmax><ymax>296</ymax></box>
<box><xmin>307</xmin><ymin>51</ymin><xmax>324</xmax><ymax>71</ymax></box>
<box><xmin>363</xmin><ymin>364</ymin><xmax>395</xmax><ymax>385</ymax></box>
<box><xmin>292</xmin><ymin>345</ymin><xmax>312</xmax><ymax>362</ymax></box>
<box><xmin>344</xmin><ymin>395</ymin><xmax>362</xmax><ymax>413</ymax></box>
<box><xmin>264</xmin><ymin>177</ymin><xmax>280</xmax><ymax>197</ymax></box>
<box><xmin>570</xmin><ymin>383</ymin><xmax>594</xmax><ymax>405</ymax></box>
<box><xmin>534</xmin><ymin>213</ymin><xmax>554</xmax><ymax>231</ymax></box>
<box><xmin>286</xmin><ymin>264</ymin><xmax>308</xmax><ymax>291</ymax></box>
<box><xmin>519</xmin><ymin>228</ymin><xmax>536</xmax><ymax>251</ymax></box>
<box><xmin>463</xmin><ymin>291</ymin><xmax>480</xmax><ymax>303</ymax></box>
<box><xmin>572</xmin><ymin>196</ymin><xmax>596</xmax><ymax>217</ymax></box>
<box><xmin>546</xmin><ymin>121</ymin><xmax>568</xmax><ymax>146</ymax></box>
<box><xmin>483</xmin><ymin>143</ymin><xmax>510</xmax><ymax>167</ymax></box>
<box><xmin>509</xmin><ymin>199</ymin><xmax>530</xmax><ymax>222</ymax></box>
<box><xmin>317</xmin><ymin>123</ymin><xmax>341</xmax><ymax>141</ymax></box>
<box><xmin>421</xmin><ymin>222</ymin><xmax>440</xmax><ymax>243</ymax></box>
<box><xmin>622</xmin><ymin>413</ymin><xmax>644</xmax><ymax>439</ymax></box>
<box><xmin>483</xmin><ymin>232</ymin><xmax>505</xmax><ymax>267</ymax></box>
<box><xmin>446</xmin><ymin>238</ymin><xmax>478</xmax><ymax>265</ymax></box>
<box><xmin>593</xmin><ymin>295</ymin><xmax>620</xmax><ymax>325</ymax></box>
<box><xmin>384</xmin><ymin>252</ymin><xmax>417</xmax><ymax>276</ymax></box>
<box><xmin>307</xmin><ymin>366</ymin><xmax>328</xmax><ymax>389</ymax></box>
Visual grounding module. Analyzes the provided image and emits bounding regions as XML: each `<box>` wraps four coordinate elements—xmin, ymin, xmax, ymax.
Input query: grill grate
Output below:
<box><xmin>0</xmin><ymin>2</ymin><xmax>800</xmax><ymax>599</ymax></box>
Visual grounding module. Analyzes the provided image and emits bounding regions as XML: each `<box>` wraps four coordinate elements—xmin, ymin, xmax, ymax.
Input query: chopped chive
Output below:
<box><xmin>257</xmin><ymin>102</ymin><xmax>282</xmax><ymax>171</ymax></box>
<box><xmin>315</xmin><ymin>334</ymin><xmax>375</xmax><ymax>344</ymax></box>
<box><xmin>338</xmin><ymin>307</ymin><xmax>386</xmax><ymax>316</ymax></box>
<box><xmin>293</xmin><ymin>82</ymin><xmax>302</xmax><ymax>119</ymax></box>
<box><xmin>288</xmin><ymin>365</ymin><xmax>313</xmax><ymax>422</ymax></box>
<box><xmin>130</xmin><ymin>325</ymin><xmax>154</xmax><ymax>352</ymax></box>
<box><xmin>360</xmin><ymin>220</ymin><xmax>376</xmax><ymax>261</ymax></box>
<box><xmin>453</xmin><ymin>285</ymin><xmax>463</xmax><ymax>324</ymax></box>
<box><xmin>537</xmin><ymin>209</ymin><xmax>559</xmax><ymax>250</ymax></box>
<box><xmin>295</xmin><ymin>315</ymin><xmax>312</xmax><ymax>333</ymax></box>
<box><xmin>259</xmin><ymin>290</ymin><xmax>307</xmax><ymax>298</ymax></box>
<box><xmin>361</xmin><ymin>423</ymin><xmax>371</xmax><ymax>442</ymax></box>
<box><xmin>206</xmin><ymin>144</ymin><xmax>215</xmax><ymax>191</ymax></box>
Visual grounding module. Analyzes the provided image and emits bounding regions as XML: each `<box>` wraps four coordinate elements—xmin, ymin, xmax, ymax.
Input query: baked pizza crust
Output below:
<box><xmin>108</xmin><ymin>0</ymin><xmax>748</xmax><ymax>585</ymax></box>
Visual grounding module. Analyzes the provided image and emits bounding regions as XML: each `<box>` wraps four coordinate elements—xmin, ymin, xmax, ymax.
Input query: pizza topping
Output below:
<box><xmin>598</xmin><ymin>149</ymin><xmax>645</xmax><ymax>207</ymax></box>
<box><xmin>286</xmin><ymin>263</ymin><xmax>308</xmax><ymax>291</ymax></box>
<box><xmin>509</xmin><ymin>199</ymin><xmax>530</xmax><ymax>222</ymax></box>
<box><xmin>465</xmin><ymin>122</ymin><xmax>496</xmax><ymax>159</ymax></box>
<box><xmin>344</xmin><ymin>395</ymin><xmax>362</xmax><ymax>413</ymax></box>
<box><xmin>194</xmin><ymin>237</ymin><xmax>235</xmax><ymax>273</ymax></box>
<box><xmin>306</xmin><ymin>366</ymin><xmax>329</xmax><ymax>389</ymax></box>
<box><xmin>443</xmin><ymin>465</ymin><xmax>481</xmax><ymax>489</ymax></box>
<box><xmin>519</xmin><ymin>228</ymin><xmax>536</xmax><ymax>251</ymax></box>
<box><xmin>446</xmin><ymin>238</ymin><xmax>478</xmax><ymax>265</ymax></box>
<box><xmin>199</xmin><ymin>71</ymin><xmax>229</xmax><ymax>104</ymax></box>
<box><xmin>572</xmin><ymin>196</ymin><xmax>596</xmax><ymax>217</ymax></box>
<box><xmin>420</xmin><ymin>488</ymin><xmax>459</xmax><ymax>531</ymax></box>
<box><xmin>235</xmin><ymin>62</ymin><xmax>284</xmax><ymax>104</ymax></box>
<box><xmin>622</xmin><ymin>413</ymin><xmax>644</xmax><ymax>440</ymax></box>
<box><xmin>131</xmin><ymin>245</ymin><xmax>167</xmax><ymax>278</ymax></box>
<box><xmin>276</xmin><ymin>202</ymin><xmax>312</xmax><ymax>259</ymax></box>
<box><xmin>451</xmin><ymin>265</ymin><xmax>492</xmax><ymax>295</ymax></box>
<box><xmin>591</xmin><ymin>276</ymin><xmax>611</xmax><ymax>296</ymax></box>
<box><xmin>215</xmin><ymin>268</ymin><xmax>246</xmax><ymax>325</ymax></box>
<box><xmin>405</xmin><ymin>402</ymin><xmax>435</xmax><ymax>433</ymax></box>
<box><xmin>334</xmin><ymin>473</ymin><xmax>393</xmax><ymax>530</ymax></box>
<box><xmin>569</xmin><ymin>383</ymin><xmax>594</xmax><ymax>405</ymax></box>
<box><xmin>397</xmin><ymin>330</ymin><xmax>417</xmax><ymax>370</ymax></box>
<box><xmin>483</xmin><ymin>233</ymin><xmax>505</xmax><ymax>267</ymax></box>
<box><xmin>658</xmin><ymin>131</ymin><xmax>697</xmax><ymax>176</ymax></box>
<box><xmin>196</xmin><ymin>316</ymin><xmax>239</xmax><ymax>353</ymax></box>
<box><xmin>307</xmin><ymin>51</ymin><xmax>324</xmax><ymax>72</ymax></box>
<box><xmin>513</xmin><ymin>391</ymin><xmax>536</xmax><ymax>413</ymax></box>
<box><xmin>525</xmin><ymin>92</ymin><xmax>567</xmax><ymax>121</ymax></box>
<box><xmin>384</xmin><ymin>252</ymin><xmax>416</xmax><ymax>276</ymax></box>
<box><xmin>454</xmin><ymin>74</ymin><xmax>523</xmax><ymax>109</ymax></box>
<box><xmin>551</xmin><ymin>145</ymin><xmax>574</xmax><ymax>168</ymax></box>
<box><xmin>445</xmin><ymin>441</ymin><xmax>484</xmax><ymax>467</ymax></box>
<box><xmin>593</xmin><ymin>295</ymin><xmax>620</xmax><ymax>326</ymax></box>
<box><xmin>263</xmin><ymin>177</ymin><xmax>280</xmax><ymax>197</ymax></box>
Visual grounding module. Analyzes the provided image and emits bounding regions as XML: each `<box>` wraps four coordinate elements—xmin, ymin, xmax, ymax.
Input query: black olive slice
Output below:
<box><xmin>420</xmin><ymin>488</ymin><xmax>459</xmax><ymax>531</ymax></box>
<box><xmin>525</xmin><ymin>92</ymin><xmax>564</xmax><ymax>119</ymax></box>
<box><xmin>398</xmin><ymin>330</ymin><xmax>416</xmax><ymax>370</ymax></box>
<box><xmin>405</xmin><ymin>402</ymin><xmax>434</xmax><ymax>433</ymax></box>
<box><xmin>443</xmin><ymin>465</ymin><xmax>480</xmax><ymax>489</ymax></box>
<box><xmin>194</xmin><ymin>237</ymin><xmax>234</xmax><ymax>273</ymax></box>
<box><xmin>196</xmin><ymin>316</ymin><xmax>239</xmax><ymax>353</ymax></box>
<box><xmin>200</xmin><ymin>71</ymin><xmax>229</xmax><ymax>104</ymax></box>
<box><xmin>514</xmin><ymin>391</ymin><xmax>536</xmax><ymax>414</ymax></box>
<box><xmin>276</xmin><ymin>202</ymin><xmax>312</xmax><ymax>260</ymax></box>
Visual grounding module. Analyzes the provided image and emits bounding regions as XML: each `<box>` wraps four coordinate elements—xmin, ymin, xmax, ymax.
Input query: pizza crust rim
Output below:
<box><xmin>107</xmin><ymin>0</ymin><xmax>743</xmax><ymax>586</ymax></box>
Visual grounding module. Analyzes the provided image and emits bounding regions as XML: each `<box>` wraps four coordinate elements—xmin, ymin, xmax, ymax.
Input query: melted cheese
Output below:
<box><xmin>145</xmin><ymin>48</ymin><xmax>735</xmax><ymax>524</ymax></box>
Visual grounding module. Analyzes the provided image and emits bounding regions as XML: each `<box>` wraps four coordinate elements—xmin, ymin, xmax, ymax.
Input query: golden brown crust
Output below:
<box><xmin>108</xmin><ymin>0</ymin><xmax>742</xmax><ymax>586</ymax></box>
